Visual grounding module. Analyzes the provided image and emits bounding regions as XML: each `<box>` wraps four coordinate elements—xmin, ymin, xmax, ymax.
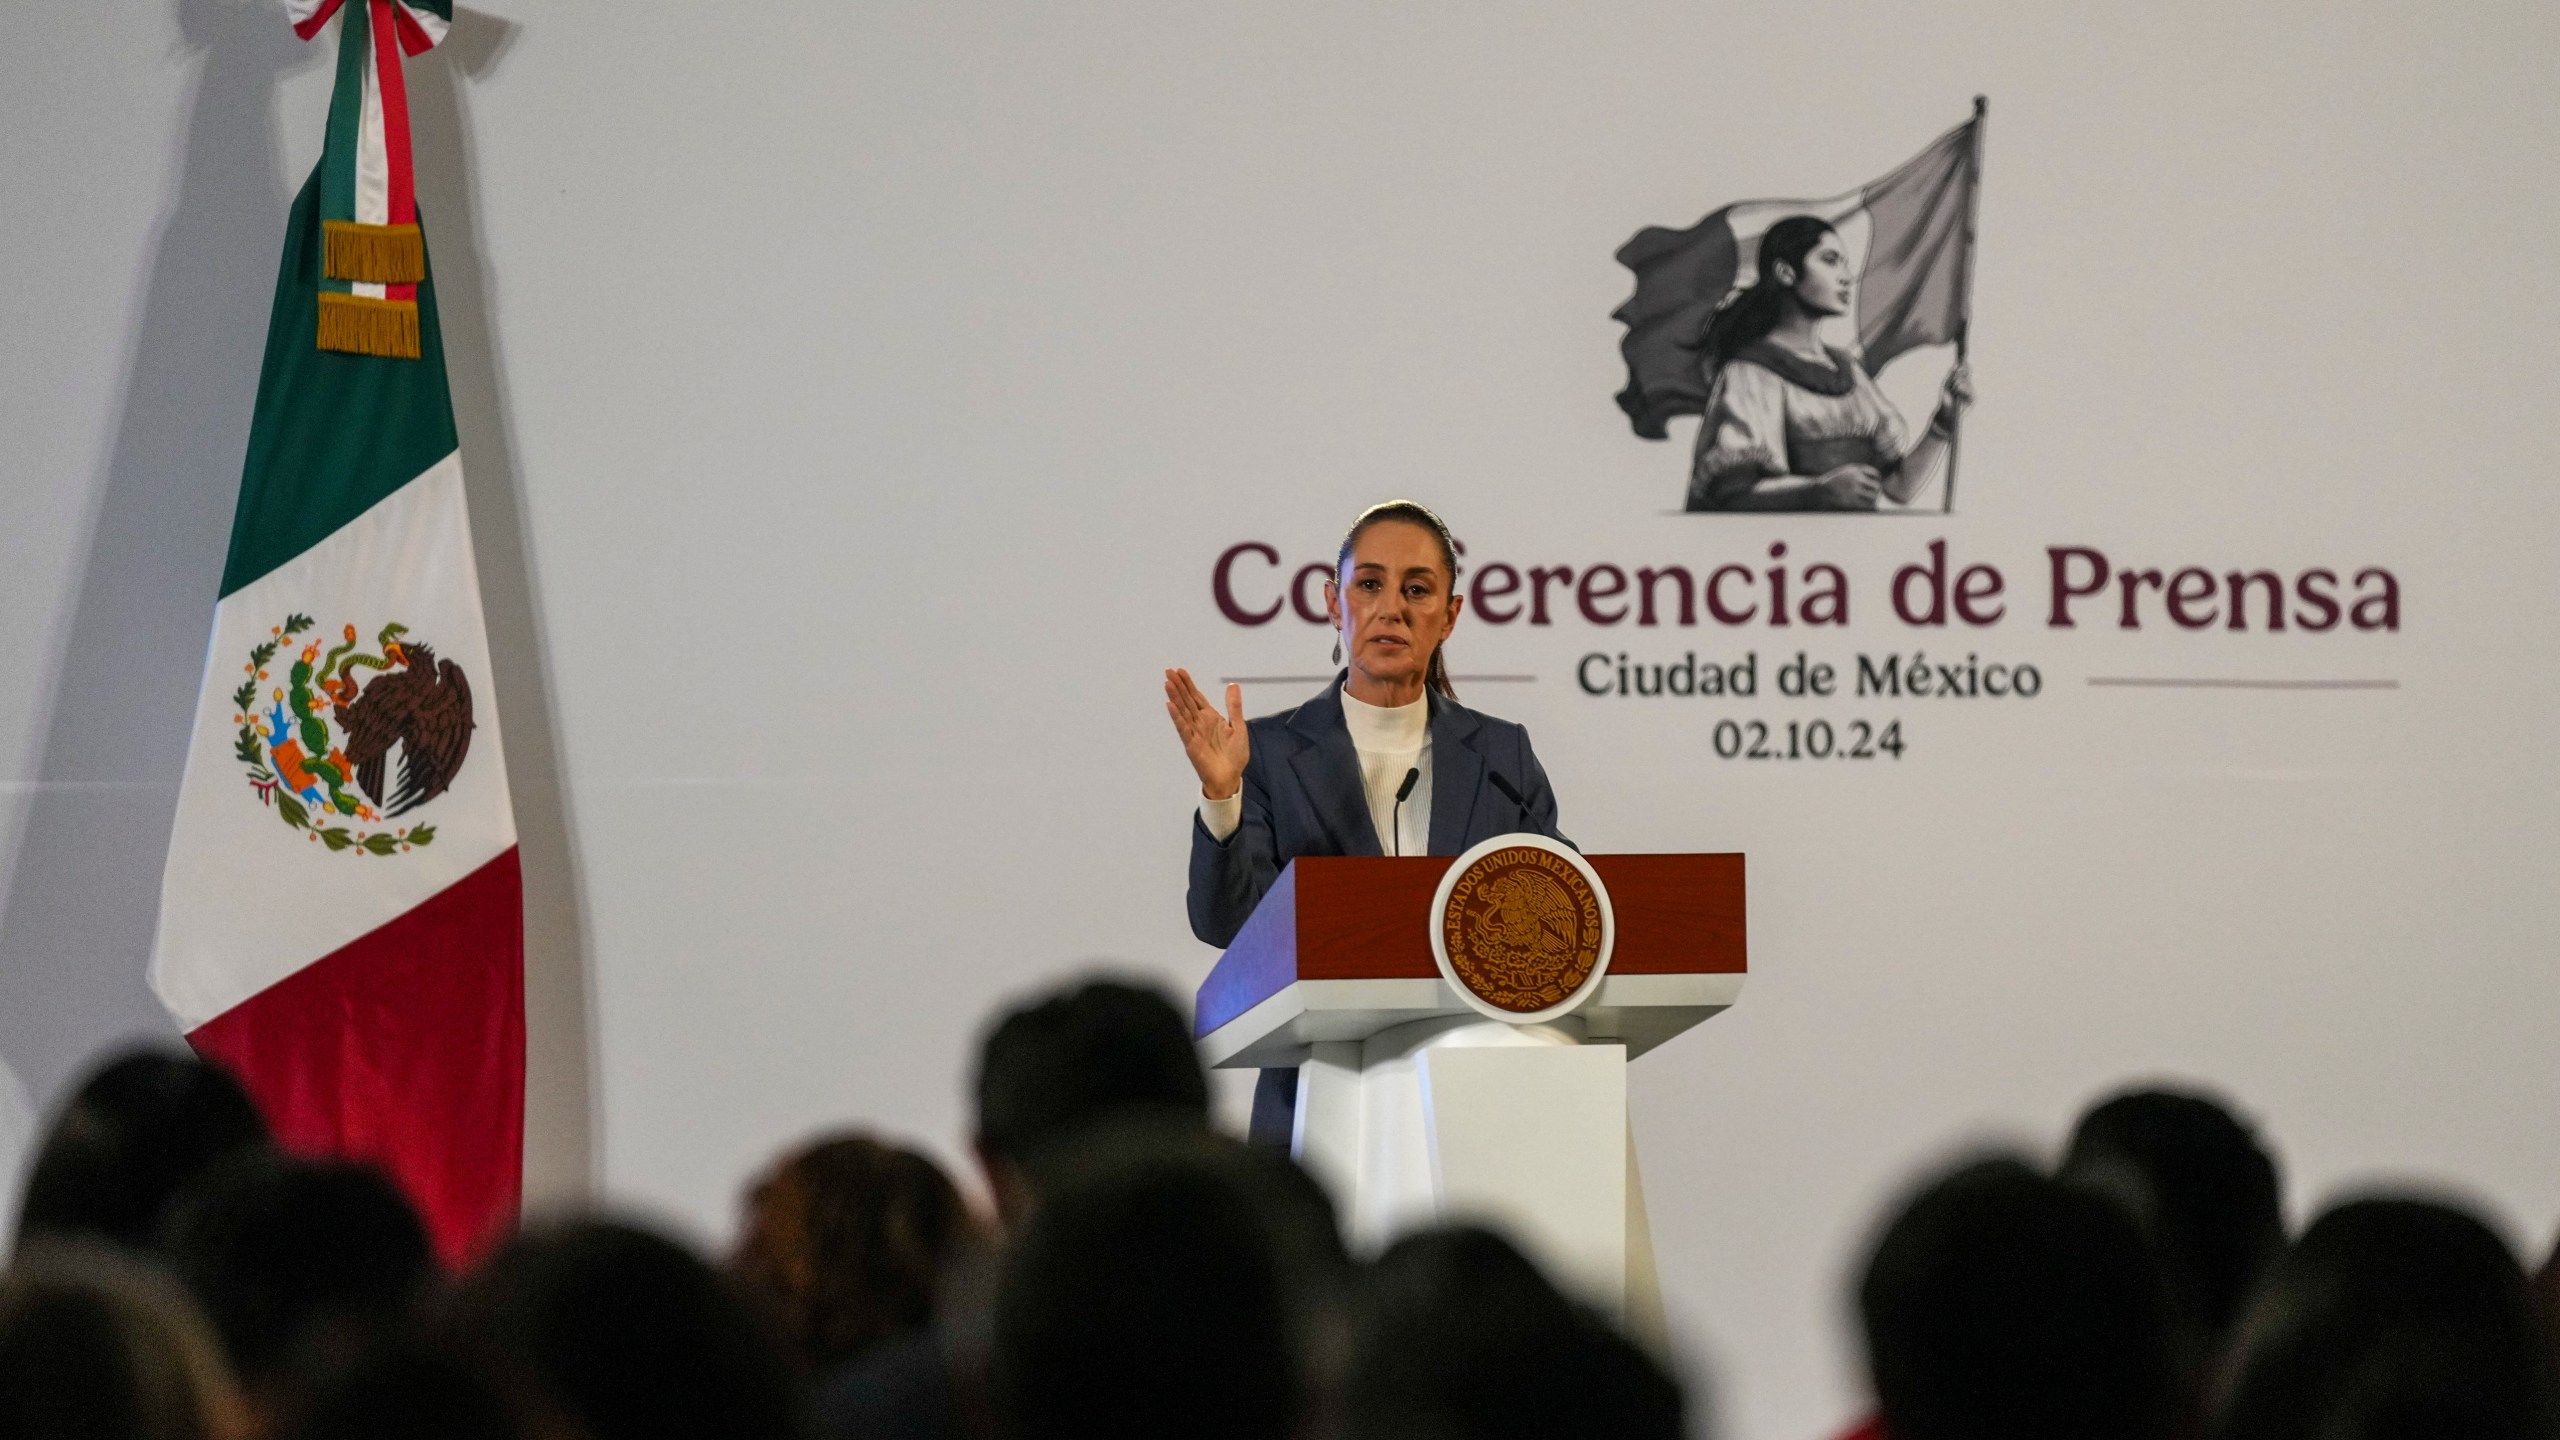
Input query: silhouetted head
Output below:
<box><xmin>1344</xmin><ymin>1225</ymin><xmax>1682</xmax><ymax>1440</ymax></box>
<box><xmin>729</xmin><ymin>1132</ymin><xmax>978</xmax><ymax>1373</ymax></box>
<box><xmin>992</xmin><ymin>1122</ymin><xmax>1344</xmax><ymax>1440</ymax></box>
<box><xmin>970</xmin><ymin>977</ymin><xmax>1208</xmax><ymax>1223</ymax></box>
<box><xmin>2538</xmin><ymin>1234</ymin><xmax>2560</xmax><ymax>1392</ymax></box>
<box><xmin>1858</xmin><ymin>1155</ymin><xmax>2178</xmax><ymax>1440</ymax></box>
<box><xmin>440</xmin><ymin>1218</ymin><xmax>800</xmax><ymax>1440</ymax></box>
<box><xmin>282</xmin><ymin>1342</ymin><xmax>521</xmax><ymax>1440</ymax></box>
<box><xmin>2211</xmin><ymin>1195</ymin><xmax>2560</xmax><ymax>1440</ymax></box>
<box><xmin>16</xmin><ymin>1049</ymin><xmax>269</xmax><ymax>1253</ymax></box>
<box><xmin>2062</xmin><ymin>1087</ymin><xmax>2285</xmax><ymax>1368</ymax></box>
<box><xmin>0</xmin><ymin>1239</ymin><xmax>243</xmax><ymax>1440</ymax></box>
<box><xmin>159</xmin><ymin>1153</ymin><xmax>435</xmax><ymax>1419</ymax></box>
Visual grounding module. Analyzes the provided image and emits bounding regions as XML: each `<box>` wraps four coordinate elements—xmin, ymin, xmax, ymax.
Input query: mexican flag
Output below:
<box><xmin>1610</xmin><ymin>105</ymin><xmax>1983</xmax><ymax>441</ymax></box>
<box><xmin>150</xmin><ymin>0</ymin><xmax>522</xmax><ymax>1265</ymax></box>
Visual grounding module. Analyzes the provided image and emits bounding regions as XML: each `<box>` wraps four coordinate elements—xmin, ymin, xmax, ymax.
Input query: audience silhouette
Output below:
<box><xmin>4</xmin><ymin>983</ymin><xmax>2556</xmax><ymax>1440</ymax></box>
<box><xmin>1858</xmin><ymin>1156</ymin><xmax>2179</xmax><ymax>1440</ymax></box>
<box><xmin>16</xmin><ymin>1051</ymin><xmax>268</xmax><ymax>1255</ymax></box>
<box><xmin>2212</xmin><ymin>1197</ymin><xmax>2560</xmax><ymax>1440</ymax></box>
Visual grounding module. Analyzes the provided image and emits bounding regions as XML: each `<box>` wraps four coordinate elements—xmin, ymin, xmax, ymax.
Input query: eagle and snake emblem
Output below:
<box><xmin>1441</xmin><ymin>848</ymin><xmax>1604</xmax><ymax>1013</ymax></box>
<box><xmin>230</xmin><ymin>614</ymin><xmax>472</xmax><ymax>856</ymax></box>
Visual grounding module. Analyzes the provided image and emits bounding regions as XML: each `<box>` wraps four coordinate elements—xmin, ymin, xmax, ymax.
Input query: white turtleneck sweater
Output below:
<box><xmin>1199</xmin><ymin>689</ymin><xmax>1433</xmax><ymax>856</ymax></box>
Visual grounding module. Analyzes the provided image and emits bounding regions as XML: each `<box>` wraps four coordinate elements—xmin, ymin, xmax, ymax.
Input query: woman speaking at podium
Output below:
<box><xmin>1164</xmin><ymin>500</ymin><xmax>1570</xmax><ymax>1143</ymax></box>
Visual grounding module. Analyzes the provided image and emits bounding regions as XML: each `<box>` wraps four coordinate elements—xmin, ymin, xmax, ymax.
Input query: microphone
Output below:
<box><xmin>1392</xmin><ymin>766</ymin><xmax>1420</xmax><ymax>857</ymax></box>
<box><xmin>1487</xmin><ymin>769</ymin><xmax>1527</xmax><ymax>818</ymax></box>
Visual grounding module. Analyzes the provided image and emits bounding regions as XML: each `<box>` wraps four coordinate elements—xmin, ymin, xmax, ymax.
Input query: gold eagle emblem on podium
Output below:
<box><xmin>1439</xmin><ymin>845</ymin><xmax>1605</xmax><ymax>1015</ymax></box>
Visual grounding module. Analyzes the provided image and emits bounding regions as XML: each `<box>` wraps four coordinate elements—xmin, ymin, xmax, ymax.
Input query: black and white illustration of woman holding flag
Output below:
<box><xmin>1612</xmin><ymin>106</ymin><xmax>1987</xmax><ymax>513</ymax></box>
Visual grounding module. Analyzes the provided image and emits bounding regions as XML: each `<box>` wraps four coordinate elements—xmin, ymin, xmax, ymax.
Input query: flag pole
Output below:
<box><xmin>1941</xmin><ymin>95</ymin><xmax>1987</xmax><ymax>514</ymax></box>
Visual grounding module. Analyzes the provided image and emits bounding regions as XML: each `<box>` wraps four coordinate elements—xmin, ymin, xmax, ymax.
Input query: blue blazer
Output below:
<box><xmin>1186</xmin><ymin>676</ymin><xmax>1570</xmax><ymax>948</ymax></box>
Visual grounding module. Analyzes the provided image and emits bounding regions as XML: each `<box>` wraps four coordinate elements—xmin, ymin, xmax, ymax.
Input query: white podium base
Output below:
<box><xmin>1290</xmin><ymin>1015</ymin><xmax>1659</xmax><ymax>1325</ymax></box>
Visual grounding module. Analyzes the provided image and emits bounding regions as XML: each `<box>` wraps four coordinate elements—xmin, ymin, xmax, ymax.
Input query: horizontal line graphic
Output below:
<box><xmin>1219</xmin><ymin>674</ymin><xmax>1540</xmax><ymax>685</ymax></box>
<box><xmin>2085</xmin><ymin>677</ymin><xmax>2399</xmax><ymax>691</ymax></box>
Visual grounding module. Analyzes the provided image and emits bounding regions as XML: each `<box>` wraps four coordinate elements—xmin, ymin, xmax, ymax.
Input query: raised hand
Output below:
<box><xmin>1163</xmin><ymin>668</ymin><xmax>1249</xmax><ymax>800</ymax></box>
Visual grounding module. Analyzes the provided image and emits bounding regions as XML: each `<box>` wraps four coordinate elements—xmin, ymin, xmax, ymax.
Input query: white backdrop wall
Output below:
<box><xmin>6</xmin><ymin>4</ymin><xmax>2559</xmax><ymax>1436</ymax></box>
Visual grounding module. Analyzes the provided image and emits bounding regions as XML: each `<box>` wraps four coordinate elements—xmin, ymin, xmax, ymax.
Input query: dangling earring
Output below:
<box><xmin>1331</xmin><ymin>637</ymin><xmax>1342</xmax><ymax>665</ymax></box>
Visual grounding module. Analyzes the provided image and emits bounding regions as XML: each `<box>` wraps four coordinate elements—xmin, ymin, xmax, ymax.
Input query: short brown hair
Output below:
<box><xmin>729</xmin><ymin>1135</ymin><xmax>975</xmax><ymax>1373</ymax></box>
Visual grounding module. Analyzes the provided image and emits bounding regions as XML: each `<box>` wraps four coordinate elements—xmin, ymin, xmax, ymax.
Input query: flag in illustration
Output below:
<box><xmin>1611</xmin><ymin>107</ymin><xmax>1982</xmax><ymax>443</ymax></box>
<box><xmin>151</xmin><ymin>0</ymin><xmax>521</xmax><ymax>1264</ymax></box>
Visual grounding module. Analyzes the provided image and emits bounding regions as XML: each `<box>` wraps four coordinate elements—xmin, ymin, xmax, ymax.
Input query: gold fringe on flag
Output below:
<box><xmin>321</xmin><ymin>221</ymin><xmax>425</xmax><ymax>284</ymax></box>
<box><xmin>316</xmin><ymin>292</ymin><xmax>421</xmax><ymax>359</ymax></box>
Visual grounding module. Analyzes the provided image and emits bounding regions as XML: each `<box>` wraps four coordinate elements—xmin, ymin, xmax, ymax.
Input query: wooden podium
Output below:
<box><xmin>1194</xmin><ymin>848</ymin><xmax>1745</xmax><ymax>1320</ymax></box>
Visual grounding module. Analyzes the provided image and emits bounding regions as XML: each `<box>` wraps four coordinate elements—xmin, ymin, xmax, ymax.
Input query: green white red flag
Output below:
<box><xmin>150</xmin><ymin>0</ymin><xmax>522</xmax><ymax>1265</ymax></box>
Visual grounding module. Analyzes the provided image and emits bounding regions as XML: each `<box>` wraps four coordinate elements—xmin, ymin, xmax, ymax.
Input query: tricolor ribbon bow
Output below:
<box><xmin>289</xmin><ymin>0</ymin><xmax>453</xmax><ymax>358</ymax></box>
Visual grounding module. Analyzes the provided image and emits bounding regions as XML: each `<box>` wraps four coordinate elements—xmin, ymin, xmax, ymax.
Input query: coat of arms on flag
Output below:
<box><xmin>150</xmin><ymin>0</ymin><xmax>523</xmax><ymax>1265</ymax></box>
<box><xmin>1611</xmin><ymin>102</ymin><xmax>1987</xmax><ymax>514</ymax></box>
<box><xmin>231</xmin><ymin>616</ymin><xmax>474</xmax><ymax>848</ymax></box>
